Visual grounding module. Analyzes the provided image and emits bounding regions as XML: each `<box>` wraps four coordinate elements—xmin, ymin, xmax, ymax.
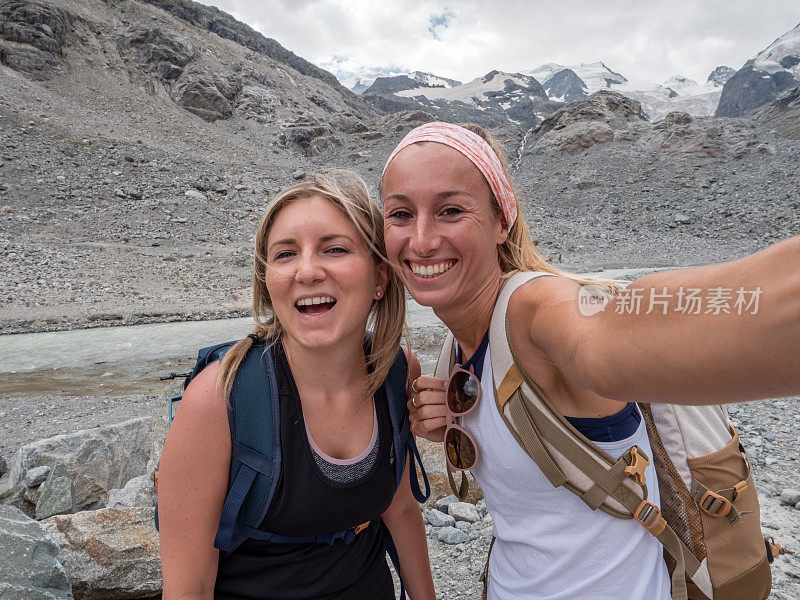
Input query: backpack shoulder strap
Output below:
<box><xmin>384</xmin><ymin>347</ymin><xmax>430</xmax><ymax>503</ymax></box>
<box><xmin>214</xmin><ymin>341</ymin><xmax>281</xmax><ymax>552</ymax></box>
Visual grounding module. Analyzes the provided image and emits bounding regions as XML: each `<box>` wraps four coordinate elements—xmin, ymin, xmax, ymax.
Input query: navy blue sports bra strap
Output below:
<box><xmin>237</xmin><ymin>525</ymin><xmax>361</xmax><ymax>546</ymax></box>
<box><xmin>381</xmin><ymin>519</ymin><xmax>406</xmax><ymax>600</ymax></box>
<box><xmin>407</xmin><ymin>436</ymin><xmax>430</xmax><ymax>503</ymax></box>
<box><xmin>214</xmin><ymin>463</ymin><xmax>257</xmax><ymax>551</ymax></box>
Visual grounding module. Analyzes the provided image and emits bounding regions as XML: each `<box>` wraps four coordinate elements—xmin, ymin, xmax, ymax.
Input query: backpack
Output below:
<box><xmin>435</xmin><ymin>271</ymin><xmax>774</xmax><ymax>600</ymax></box>
<box><xmin>157</xmin><ymin>338</ymin><xmax>430</xmax><ymax>598</ymax></box>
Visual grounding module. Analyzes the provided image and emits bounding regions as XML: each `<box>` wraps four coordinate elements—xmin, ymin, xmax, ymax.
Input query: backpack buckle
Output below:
<box><xmin>732</xmin><ymin>480</ymin><xmax>748</xmax><ymax>501</ymax></box>
<box><xmin>624</xmin><ymin>447</ymin><xmax>650</xmax><ymax>486</ymax></box>
<box><xmin>700</xmin><ymin>490</ymin><xmax>733</xmax><ymax>517</ymax></box>
<box><xmin>634</xmin><ymin>500</ymin><xmax>666</xmax><ymax>537</ymax></box>
<box><xmin>351</xmin><ymin>521</ymin><xmax>370</xmax><ymax>535</ymax></box>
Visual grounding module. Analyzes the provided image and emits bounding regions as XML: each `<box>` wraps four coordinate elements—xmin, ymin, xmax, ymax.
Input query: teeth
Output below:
<box><xmin>296</xmin><ymin>296</ymin><xmax>336</xmax><ymax>307</ymax></box>
<box><xmin>410</xmin><ymin>261</ymin><xmax>454</xmax><ymax>278</ymax></box>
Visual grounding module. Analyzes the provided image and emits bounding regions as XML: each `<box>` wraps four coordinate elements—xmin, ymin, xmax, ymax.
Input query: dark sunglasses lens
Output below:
<box><xmin>447</xmin><ymin>371</ymin><xmax>480</xmax><ymax>413</ymax></box>
<box><xmin>446</xmin><ymin>428</ymin><xmax>477</xmax><ymax>470</ymax></box>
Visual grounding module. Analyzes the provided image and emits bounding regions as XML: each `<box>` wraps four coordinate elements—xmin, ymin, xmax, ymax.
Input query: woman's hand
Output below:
<box><xmin>408</xmin><ymin>375</ymin><xmax>448</xmax><ymax>443</ymax></box>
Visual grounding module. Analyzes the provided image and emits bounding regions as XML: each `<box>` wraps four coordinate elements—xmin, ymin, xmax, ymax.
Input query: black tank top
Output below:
<box><xmin>214</xmin><ymin>342</ymin><xmax>398</xmax><ymax>600</ymax></box>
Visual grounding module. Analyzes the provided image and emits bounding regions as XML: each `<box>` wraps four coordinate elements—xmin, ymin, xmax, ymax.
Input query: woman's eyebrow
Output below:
<box><xmin>435</xmin><ymin>190</ymin><xmax>474</xmax><ymax>200</ymax></box>
<box><xmin>268</xmin><ymin>238</ymin><xmax>294</xmax><ymax>252</ymax></box>
<box><xmin>383</xmin><ymin>193</ymin><xmax>409</xmax><ymax>204</ymax></box>
<box><xmin>319</xmin><ymin>234</ymin><xmax>353</xmax><ymax>243</ymax></box>
<box><xmin>269</xmin><ymin>234</ymin><xmax>352</xmax><ymax>252</ymax></box>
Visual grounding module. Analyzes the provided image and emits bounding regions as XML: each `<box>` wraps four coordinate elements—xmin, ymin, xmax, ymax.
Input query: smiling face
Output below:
<box><xmin>264</xmin><ymin>195</ymin><xmax>388</xmax><ymax>350</ymax></box>
<box><xmin>382</xmin><ymin>142</ymin><xmax>508</xmax><ymax>314</ymax></box>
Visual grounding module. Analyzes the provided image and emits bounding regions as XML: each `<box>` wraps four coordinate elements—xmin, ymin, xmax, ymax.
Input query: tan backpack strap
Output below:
<box><xmin>479</xmin><ymin>537</ymin><xmax>495</xmax><ymax>600</ymax></box>
<box><xmin>690</xmin><ymin>475</ymin><xmax>751</xmax><ymax>524</ymax></box>
<box><xmin>496</xmin><ymin>364</ymin><xmax>523</xmax><ymax>409</ymax></box>
<box><xmin>447</xmin><ymin>464</ymin><xmax>470</xmax><ymax>500</ymax></box>
<box><xmin>507</xmin><ymin>395</ymin><xmax>568</xmax><ymax>488</ymax></box>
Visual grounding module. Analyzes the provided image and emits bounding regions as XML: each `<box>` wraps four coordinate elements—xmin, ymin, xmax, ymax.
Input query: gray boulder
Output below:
<box><xmin>171</xmin><ymin>67</ymin><xmax>241</xmax><ymax>122</ymax></box>
<box><xmin>0</xmin><ymin>505</ymin><xmax>73</xmax><ymax>600</ymax></box>
<box><xmin>529</xmin><ymin>91</ymin><xmax>645</xmax><ymax>155</ymax></box>
<box><xmin>10</xmin><ymin>417</ymin><xmax>153</xmax><ymax>512</ymax></box>
<box><xmin>44</xmin><ymin>508</ymin><xmax>161</xmax><ymax>600</ymax></box>
<box><xmin>26</xmin><ymin>465</ymin><xmax>51</xmax><ymax>487</ymax></box>
<box><xmin>0</xmin><ymin>483</ymin><xmax>36</xmax><ymax>518</ymax></box>
<box><xmin>437</xmin><ymin>526</ymin><xmax>470</xmax><ymax>545</ymax></box>
<box><xmin>0</xmin><ymin>453</ymin><xmax>7</xmax><ymax>477</ymax></box>
<box><xmin>448</xmin><ymin>501</ymin><xmax>480</xmax><ymax>523</ymax></box>
<box><xmin>780</xmin><ymin>489</ymin><xmax>800</xmax><ymax>506</ymax></box>
<box><xmin>107</xmin><ymin>474</ymin><xmax>156</xmax><ymax>509</ymax></box>
<box><xmin>662</xmin><ymin>112</ymin><xmax>693</xmax><ymax>126</ymax></box>
<box><xmin>435</xmin><ymin>494</ymin><xmax>459</xmax><ymax>512</ymax></box>
<box><xmin>426</xmin><ymin>508</ymin><xmax>455</xmax><ymax>528</ymax></box>
<box><xmin>236</xmin><ymin>85</ymin><xmax>279</xmax><ymax>122</ymax></box>
<box><xmin>36</xmin><ymin>463</ymin><xmax>77</xmax><ymax>520</ymax></box>
<box><xmin>0</xmin><ymin>0</ymin><xmax>76</xmax><ymax>79</ymax></box>
<box><xmin>116</xmin><ymin>25</ymin><xmax>195</xmax><ymax>80</ymax></box>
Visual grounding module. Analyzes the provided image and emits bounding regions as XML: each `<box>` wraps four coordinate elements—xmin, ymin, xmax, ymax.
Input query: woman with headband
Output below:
<box><xmin>381</xmin><ymin>122</ymin><xmax>800</xmax><ymax>599</ymax></box>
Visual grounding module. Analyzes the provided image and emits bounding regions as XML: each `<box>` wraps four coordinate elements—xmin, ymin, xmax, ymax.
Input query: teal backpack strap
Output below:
<box><xmin>214</xmin><ymin>341</ymin><xmax>281</xmax><ymax>552</ymax></box>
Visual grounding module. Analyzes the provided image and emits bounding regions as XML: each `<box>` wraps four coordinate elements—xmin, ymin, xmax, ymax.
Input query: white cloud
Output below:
<box><xmin>205</xmin><ymin>0</ymin><xmax>800</xmax><ymax>84</ymax></box>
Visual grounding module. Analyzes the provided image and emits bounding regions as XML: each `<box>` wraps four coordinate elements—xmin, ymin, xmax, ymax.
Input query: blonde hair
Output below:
<box><xmin>382</xmin><ymin>122</ymin><xmax>623</xmax><ymax>293</ymax></box>
<box><xmin>218</xmin><ymin>170</ymin><xmax>406</xmax><ymax>399</ymax></box>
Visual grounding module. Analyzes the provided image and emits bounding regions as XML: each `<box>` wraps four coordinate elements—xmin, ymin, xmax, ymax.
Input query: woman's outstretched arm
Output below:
<box><xmin>158</xmin><ymin>362</ymin><xmax>230</xmax><ymax>600</ymax></box>
<box><xmin>511</xmin><ymin>235</ymin><xmax>800</xmax><ymax>405</ymax></box>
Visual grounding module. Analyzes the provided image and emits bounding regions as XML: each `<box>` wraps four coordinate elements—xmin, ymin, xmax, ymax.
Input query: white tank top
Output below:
<box><xmin>463</xmin><ymin>345</ymin><xmax>672</xmax><ymax>600</ymax></box>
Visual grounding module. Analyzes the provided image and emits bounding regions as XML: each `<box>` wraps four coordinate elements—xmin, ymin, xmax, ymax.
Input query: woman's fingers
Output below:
<box><xmin>408</xmin><ymin>376</ymin><xmax>448</xmax><ymax>442</ymax></box>
<box><xmin>412</xmin><ymin>375</ymin><xmax>448</xmax><ymax>393</ymax></box>
<box><xmin>409</xmin><ymin>387</ymin><xmax>446</xmax><ymax>410</ymax></box>
<box><xmin>411</xmin><ymin>417</ymin><xmax>447</xmax><ymax>442</ymax></box>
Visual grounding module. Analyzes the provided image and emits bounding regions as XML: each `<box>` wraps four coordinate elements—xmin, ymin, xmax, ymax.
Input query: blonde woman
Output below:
<box><xmin>158</xmin><ymin>171</ymin><xmax>435</xmax><ymax>600</ymax></box>
<box><xmin>381</xmin><ymin>121</ymin><xmax>800</xmax><ymax>600</ymax></box>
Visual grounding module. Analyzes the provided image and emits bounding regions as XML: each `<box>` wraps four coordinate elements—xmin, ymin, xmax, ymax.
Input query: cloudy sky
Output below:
<box><xmin>206</xmin><ymin>0</ymin><xmax>800</xmax><ymax>86</ymax></box>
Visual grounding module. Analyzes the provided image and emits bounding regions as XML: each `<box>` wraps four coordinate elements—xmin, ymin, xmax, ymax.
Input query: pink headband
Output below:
<box><xmin>382</xmin><ymin>121</ymin><xmax>518</xmax><ymax>226</ymax></box>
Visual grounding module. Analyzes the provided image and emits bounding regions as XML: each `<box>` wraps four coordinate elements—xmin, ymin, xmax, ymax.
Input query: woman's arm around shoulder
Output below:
<box><xmin>158</xmin><ymin>361</ymin><xmax>231</xmax><ymax>600</ymax></box>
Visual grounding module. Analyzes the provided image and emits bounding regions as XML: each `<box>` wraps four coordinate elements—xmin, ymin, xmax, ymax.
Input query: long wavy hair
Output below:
<box><xmin>217</xmin><ymin>170</ymin><xmax>406</xmax><ymax>399</ymax></box>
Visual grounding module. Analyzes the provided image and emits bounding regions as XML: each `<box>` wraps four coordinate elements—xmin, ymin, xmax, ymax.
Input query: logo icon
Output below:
<box><xmin>578</xmin><ymin>284</ymin><xmax>610</xmax><ymax>316</ymax></box>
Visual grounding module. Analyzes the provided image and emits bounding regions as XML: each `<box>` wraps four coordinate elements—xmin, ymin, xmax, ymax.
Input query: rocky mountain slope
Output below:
<box><xmin>717</xmin><ymin>22</ymin><xmax>800</xmax><ymax>116</ymax></box>
<box><xmin>0</xmin><ymin>0</ymin><xmax>798</xmax><ymax>336</ymax></box>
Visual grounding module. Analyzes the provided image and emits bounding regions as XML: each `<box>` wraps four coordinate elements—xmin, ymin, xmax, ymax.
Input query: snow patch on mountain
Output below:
<box><xmin>342</xmin><ymin>70</ymin><xmax>461</xmax><ymax>95</ymax></box>
<box><xmin>395</xmin><ymin>70</ymin><xmax>535</xmax><ymax>104</ymax></box>
<box><xmin>752</xmin><ymin>22</ymin><xmax>800</xmax><ymax>77</ymax></box>
<box><xmin>525</xmin><ymin>62</ymin><xmax>627</xmax><ymax>94</ymax></box>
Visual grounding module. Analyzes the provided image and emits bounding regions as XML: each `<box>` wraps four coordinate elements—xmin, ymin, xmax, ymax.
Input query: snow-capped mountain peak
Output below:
<box><xmin>753</xmin><ymin>22</ymin><xmax>800</xmax><ymax>75</ymax></box>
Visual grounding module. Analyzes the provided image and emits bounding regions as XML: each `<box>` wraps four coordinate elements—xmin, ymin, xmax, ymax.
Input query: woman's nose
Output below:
<box><xmin>410</xmin><ymin>215</ymin><xmax>441</xmax><ymax>256</ymax></box>
<box><xmin>295</xmin><ymin>252</ymin><xmax>325</xmax><ymax>283</ymax></box>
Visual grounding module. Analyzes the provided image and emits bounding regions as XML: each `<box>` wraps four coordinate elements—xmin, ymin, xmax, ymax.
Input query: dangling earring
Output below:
<box><xmin>375</xmin><ymin>291</ymin><xmax>382</xmax><ymax>299</ymax></box>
